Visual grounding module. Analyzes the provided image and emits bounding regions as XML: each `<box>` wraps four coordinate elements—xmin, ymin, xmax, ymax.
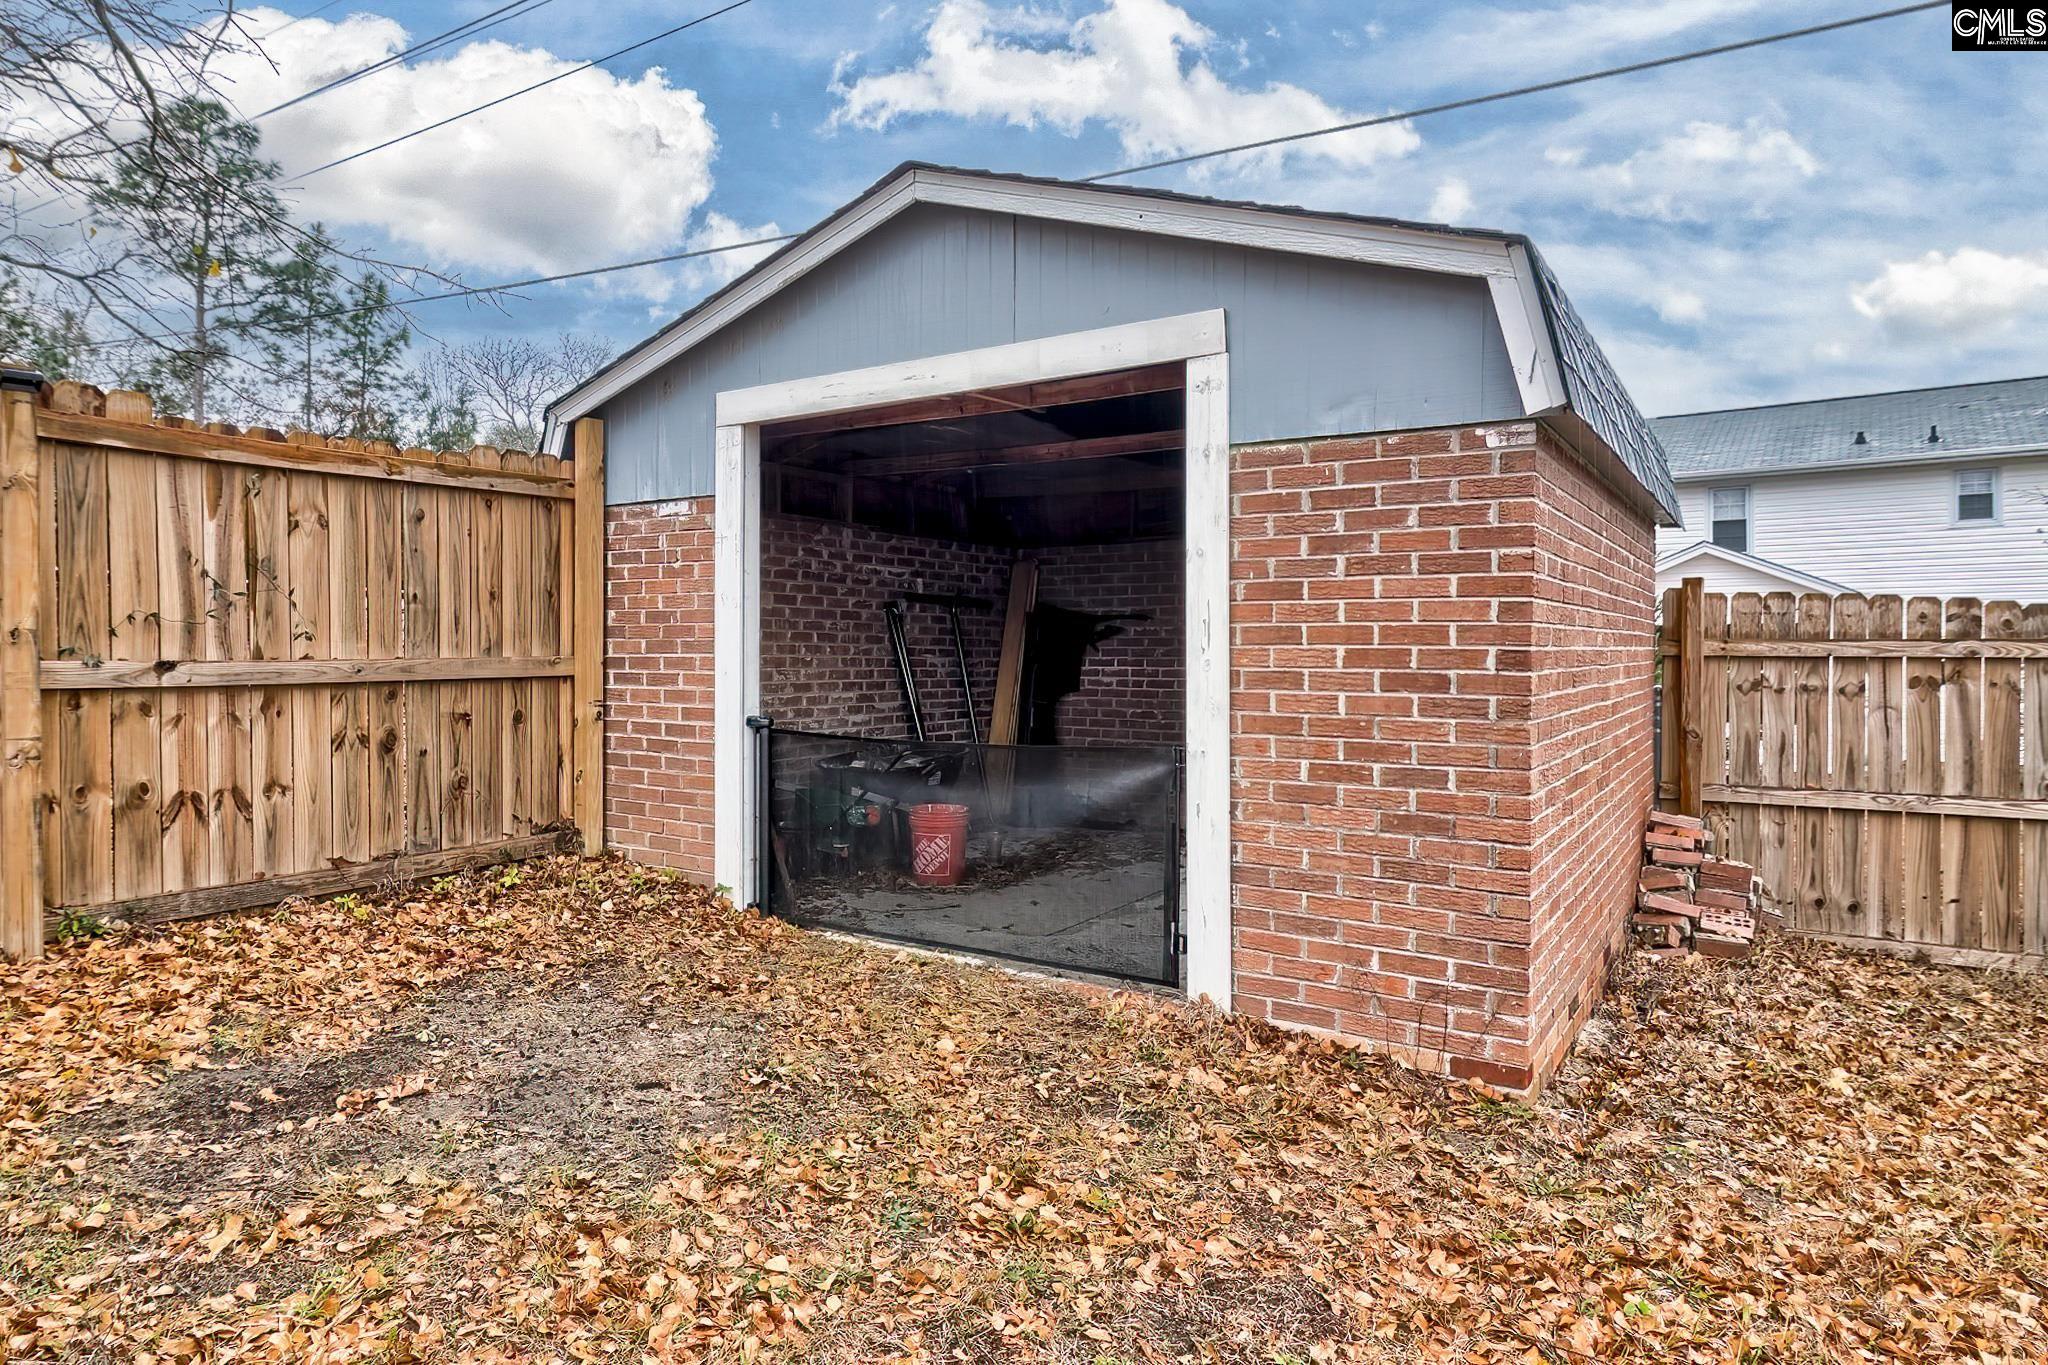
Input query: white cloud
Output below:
<box><xmin>1575</xmin><ymin>119</ymin><xmax>1819</xmax><ymax>221</ymax></box>
<box><xmin>1656</xmin><ymin>289</ymin><xmax>1706</xmax><ymax>323</ymax></box>
<box><xmin>1851</xmin><ymin>248</ymin><xmax>2048</xmax><ymax>338</ymax></box>
<box><xmin>1392</xmin><ymin>0</ymin><xmax>1777</xmax><ymax>80</ymax></box>
<box><xmin>831</xmin><ymin>0</ymin><xmax>1419</xmax><ymax>174</ymax></box>
<box><xmin>206</xmin><ymin>9</ymin><xmax>725</xmax><ymax>291</ymax></box>
<box><xmin>1426</xmin><ymin>177</ymin><xmax>1472</xmax><ymax>223</ymax></box>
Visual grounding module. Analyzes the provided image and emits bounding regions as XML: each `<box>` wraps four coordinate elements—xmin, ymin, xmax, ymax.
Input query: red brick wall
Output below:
<box><xmin>759</xmin><ymin>514</ymin><xmax>1010</xmax><ymax>742</ymax></box>
<box><xmin>1031</xmin><ymin>539</ymin><xmax>1184</xmax><ymax>746</ymax></box>
<box><xmin>604</xmin><ymin>424</ymin><xmax>1655</xmax><ymax>1092</ymax></box>
<box><xmin>1226</xmin><ymin>421</ymin><xmax>1654</xmax><ymax>1092</ymax></box>
<box><xmin>757</xmin><ymin>517</ymin><xmax>1185</xmax><ymax>748</ymax></box>
<box><xmin>1525</xmin><ymin>435</ymin><xmax>1657</xmax><ymax>1082</ymax></box>
<box><xmin>604</xmin><ymin>499</ymin><xmax>716</xmax><ymax>880</ymax></box>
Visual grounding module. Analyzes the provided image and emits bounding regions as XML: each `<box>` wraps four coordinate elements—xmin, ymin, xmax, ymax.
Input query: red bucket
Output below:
<box><xmin>906</xmin><ymin>803</ymin><xmax>971</xmax><ymax>886</ymax></box>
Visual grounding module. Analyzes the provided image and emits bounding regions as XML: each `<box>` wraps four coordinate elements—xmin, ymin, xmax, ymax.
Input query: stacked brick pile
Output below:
<box><xmin>1631</xmin><ymin>811</ymin><xmax>1762</xmax><ymax>958</ymax></box>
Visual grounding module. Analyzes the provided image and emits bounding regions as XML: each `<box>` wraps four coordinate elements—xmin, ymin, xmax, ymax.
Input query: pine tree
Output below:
<box><xmin>88</xmin><ymin>99</ymin><xmax>285</xmax><ymax>422</ymax></box>
<box><xmin>407</xmin><ymin>383</ymin><xmax>481</xmax><ymax>453</ymax></box>
<box><xmin>245</xmin><ymin>225</ymin><xmax>343</xmax><ymax>432</ymax></box>
<box><xmin>319</xmin><ymin>274</ymin><xmax>413</xmax><ymax>442</ymax></box>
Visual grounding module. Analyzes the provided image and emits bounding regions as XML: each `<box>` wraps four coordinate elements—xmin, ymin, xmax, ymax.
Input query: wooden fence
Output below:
<box><xmin>0</xmin><ymin>374</ymin><xmax>606</xmax><ymax>957</ymax></box>
<box><xmin>1660</xmin><ymin>577</ymin><xmax>2047</xmax><ymax>968</ymax></box>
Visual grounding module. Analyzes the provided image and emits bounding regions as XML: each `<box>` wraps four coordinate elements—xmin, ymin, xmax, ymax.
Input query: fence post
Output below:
<box><xmin>570</xmin><ymin>417</ymin><xmax>606</xmax><ymax>855</ymax></box>
<box><xmin>1675</xmin><ymin>574</ymin><xmax>1706</xmax><ymax>818</ymax></box>
<box><xmin>0</xmin><ymin>368</ymin><xmax>46</xmax><ymax>958</ymax></box>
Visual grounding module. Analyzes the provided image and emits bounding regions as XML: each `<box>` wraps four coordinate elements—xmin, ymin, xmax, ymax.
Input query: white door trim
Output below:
<box><xmin>713</xmin><ymin>310</ymin><xmax>1234</xmax><ymax>1009</ymax></box>
<box><xmin>714</xmin><ymin>309</ymin><xmax>1227</xmax><ymax>427</ymax></box>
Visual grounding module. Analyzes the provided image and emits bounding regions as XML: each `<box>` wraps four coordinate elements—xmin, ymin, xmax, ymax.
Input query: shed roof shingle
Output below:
<box><xmin>1652</xmin><ymin>375</ymin><xmax>2048</xmax><ymax>479</ymax></box>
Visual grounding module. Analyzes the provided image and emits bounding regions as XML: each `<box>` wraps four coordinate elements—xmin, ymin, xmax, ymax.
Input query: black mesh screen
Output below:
<box><xmin>756</xmin><ymin>726</ymin><xmax>1181</xmax><ymax>985</ymax></box>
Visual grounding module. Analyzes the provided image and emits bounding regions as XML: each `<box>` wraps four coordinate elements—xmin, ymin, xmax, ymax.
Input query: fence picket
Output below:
<box><xmin>439</xmin><ymin>451</ymin><xmax>476</xmax><ymax>847</ymax></box>
<box><xmin>288</xmin><ymin>472</ymin><xmax>331</xmax><ymax>874</ymax></box>
<box><xmin>473</xmin><ymin>452</ymin><xmax>505</xmax><ymax>839</ymax></box>
<box><xmin>156</xmin><ymin>459</ymin><xmax>204</xmax><ymax>662</ymax></box>
<box><xmin>1826</xmin><ymin>595</ymin><xmax>1869</xmax><ymax>937</ymax></box>
<box><xmin>1702</xmin><ymin>593</ymin><xmax>1729</xmax><ymax>786</ymax></box>
<box><xmin>500</xmin><ymin>451</ymin><xmax>537</xmax><ymax>839</ymax></box>
<box><xmin>207</xmin><ymin>689</ymin><xmax>254</xmax><ymax>884</ymax></box>
<box><xmin>1979</xmin><ymin>601</ymin><xmax>2023</xmax><ymax>952</ymax></box>
<box><xmin>1864</xmin><ymin>595</ymin><xmax>1905</xmax><ymax>941</ymax></box>
<box><xmin>403</xmin><ymin>483</ymin><xmax>441</xmax><ymax>856</ymax></box>
<box><xmin>1700</xmin><ymin>593</ymin><xmax>1734</xmax><ymax>857</ymax></box>
<box><xmin>1752</xmin><ymin>593</ymin><xmax>1797</xmax><ymax>917</ymax></box>
<box><xmin>252</xmin><ymin>685</ymin><xmax>294</xmax><ymax>877</ymax></box>
<box><xmin>105</xmin><ymin>451</ymin><xmax>160</xmax><ymax>901</ymax></box>
<box><xmin>1726</xmin><ymin>592</ymin><xmax>1765</xmax><ymax>886</ymax></box>
<box><xmin>328</xmin><ymin>481</ymin><xmax>370</xmax><ymax>866</ymax></box>
<box><xmin>202</xmin><ymin>462</ymin><xmax>250</xmax><ymax>662</ymax></box>
<box><xmin>1941</xmin><ymin>598</ymin><xmax>1982</xmax><ymax>946</ymax></box>
<box><xmin>1899</xmin><ymin>597</ymin><xmax>1945</xmax><ymax>943</ymax></box>
<box><xmin>2023</xmin><ymin>604</ymin><xmax>2048</xmax><ymax>958</ymax></box>
<box><xmin>1792</xmin><ymin>594</ymin><xmax>1829</xmax><ymax>929</ymax></box>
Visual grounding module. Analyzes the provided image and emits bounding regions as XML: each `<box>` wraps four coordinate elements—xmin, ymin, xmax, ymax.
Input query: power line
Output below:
<box><xmin>252</xmin><ymin>0</ymin><xmax>566</xmax><ymax>120</ymax></box>
<box><xmin>290</xmin><ymin>0</ymin><xmax>757</xmax><ymax>180</ymax></box>
<box><xmin>1083</xmin><ymin>0</ymin><xmax>1944</xmax><ymax>181</ymax></box>
<box><xmin>31</xmin><ymin>0</ymin><xmax>561</xmax><ymax>176</ymax></box>
<box><xmin>76</xmin><ymin>0</ymin><xmax>1936</xmax><ymax>351</ymax></box>
<box><xmin>8</xmin><ymin>0</ymin><xmax>562</xmax><ymax>216</ymax></box>
<box><xmin>74</xmin><ymin>233</ymin><xmax>802</xmax><ymax>351</ymax></box>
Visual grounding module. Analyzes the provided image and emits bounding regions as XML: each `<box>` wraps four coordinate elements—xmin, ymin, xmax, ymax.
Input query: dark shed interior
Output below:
<box><xmin>757</xmin><ymin>363</ymin><xmax>1187</xmax><ymax>749</ymax></box>
<box><xmin>753</xmin><ymin>363</ymin><xmax>1191</xmax><ymax>985</ymax></box>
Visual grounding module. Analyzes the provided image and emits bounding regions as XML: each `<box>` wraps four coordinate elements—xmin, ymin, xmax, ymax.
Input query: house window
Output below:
<box><xmin>1955</xmin><ymin>468</ymin><xmax>1999</xmax><ymax>523</ymax></box>
<box><xmin>1709</xmin><ymin>486</ymin><xmax>1750</xmax><ymax>553</ymax></box>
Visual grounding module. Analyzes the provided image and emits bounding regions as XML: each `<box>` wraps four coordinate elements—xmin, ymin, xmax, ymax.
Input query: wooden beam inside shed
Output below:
<box><xmin>762</xmin><ymin>362</ymin><xmax>1184</xmax><ymax>444</ymax></box>
<box><xmin>844</xmin><ymin>429</ymin><xmax>1183</xmax><ymax>478</ymax></box>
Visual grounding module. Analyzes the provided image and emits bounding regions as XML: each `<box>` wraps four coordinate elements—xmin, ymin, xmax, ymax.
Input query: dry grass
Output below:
<box><xmin>2</xmin><ymin>855</ymin><xmax>2044</xmax><ymax>1362</ymax></box>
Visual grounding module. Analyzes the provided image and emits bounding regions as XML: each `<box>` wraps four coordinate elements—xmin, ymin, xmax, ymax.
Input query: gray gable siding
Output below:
<box><xmin>600</xmin><ymin>203</ymin><xmax>1523</xmax><ymax>504</ymax></box>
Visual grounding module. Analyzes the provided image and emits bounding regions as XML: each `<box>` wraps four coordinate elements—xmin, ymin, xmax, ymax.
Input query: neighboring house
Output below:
<box><xmin>545</xmin><ymin>162</ymin><xmax>1682</xmax><ymax>1092</ymax></box>
<box><xmin>1652</xmin><ymin>375</ymin><xmax>2048</xmax><ymax>599</ymax></box>
<box><xmin>1654</xmin><ymin>541</ymin><xmax>1848</xmax><ymax>597</ymax></box>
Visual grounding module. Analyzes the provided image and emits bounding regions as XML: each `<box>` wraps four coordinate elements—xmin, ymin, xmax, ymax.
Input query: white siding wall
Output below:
<box><xmin>1657</xmin><ymin>452</ymin><xmax>2048</xmax><ymax>600</ymax></box>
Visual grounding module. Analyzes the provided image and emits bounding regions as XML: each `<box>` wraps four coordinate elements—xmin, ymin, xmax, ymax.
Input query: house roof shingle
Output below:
<box><xmin>1652</xmin><ymin>375</ymin><xmax>2048</xmax><ymax>479</ymax></box>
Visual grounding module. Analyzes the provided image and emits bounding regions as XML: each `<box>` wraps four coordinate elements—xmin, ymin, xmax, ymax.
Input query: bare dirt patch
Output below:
<box><xmin>68</xmin><ymin>956</ymin><xmax>756</xmax><ymax>1206</ymax></box>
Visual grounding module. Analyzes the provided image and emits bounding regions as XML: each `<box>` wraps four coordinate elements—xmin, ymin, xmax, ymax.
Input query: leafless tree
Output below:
<box><xmin>416</xmin><ymin>333</ymin><xmax>613</xmax><ymax>451</ymax></box>
<box><xmin>2</xmin><ymin>2</ymin><xmax>456</xmax><ymax>393</ymax></box>
<box><xmin>2</xmin><ymin>2</ymin><xmax>261</xmax><ymax>338</ymax></box>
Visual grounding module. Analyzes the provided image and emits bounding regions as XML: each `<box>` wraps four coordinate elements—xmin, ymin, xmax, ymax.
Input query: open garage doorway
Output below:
<box><xmin>714</xmin><ymin>313</ymin><xmax>1232</xmax><ymax>1002</ymax></box>
<box><xmin>751</xmin><ymin>363</ymin><xmax>1188</xmax><ymax>984</ymax></box>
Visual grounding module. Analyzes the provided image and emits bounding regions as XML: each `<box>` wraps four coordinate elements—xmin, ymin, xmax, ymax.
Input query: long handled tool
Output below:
<box><xmin>883</xmin><ymin>601</ymin><xmax>928</xmax><ymax>741</ymax></box>
<box><xmin>902</xmin><ymin>590</ymin><xmax>991</xmax><ymax>744</ymax></box>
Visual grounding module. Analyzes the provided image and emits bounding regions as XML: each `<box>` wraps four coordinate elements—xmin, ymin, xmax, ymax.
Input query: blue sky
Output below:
<box><xmin>204</xmin><ymin>0</ymin><xmax>2045</xmax><ymax>415</ymax></box>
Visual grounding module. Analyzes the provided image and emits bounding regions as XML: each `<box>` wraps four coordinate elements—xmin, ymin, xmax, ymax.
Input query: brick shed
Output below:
<box><xmin>546</xmin><ymin>164</ymin><xmax>1682</xmax><ymax>1092</ymax></box>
